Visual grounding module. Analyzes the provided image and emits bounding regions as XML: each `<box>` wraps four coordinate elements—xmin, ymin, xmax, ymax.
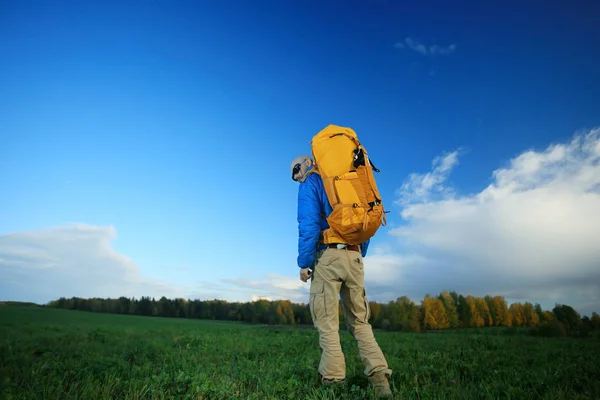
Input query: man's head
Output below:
<box><xmin>290</xmin><ymin>154</ymin><xmax>314</xmax><ymax>182</ymax></box>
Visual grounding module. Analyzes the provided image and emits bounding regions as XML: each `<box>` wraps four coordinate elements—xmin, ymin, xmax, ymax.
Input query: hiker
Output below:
<box><xmin>290</xmin><ymin>125</ymin><xmax>393</xmax><ymax>398</ymax></box>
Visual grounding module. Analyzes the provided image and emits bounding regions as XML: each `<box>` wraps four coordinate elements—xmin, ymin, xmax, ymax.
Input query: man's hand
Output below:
<box><xmin>299</xmin><ymin>268</ymin><xmax>311</xmax><ymax>282</ymax></box>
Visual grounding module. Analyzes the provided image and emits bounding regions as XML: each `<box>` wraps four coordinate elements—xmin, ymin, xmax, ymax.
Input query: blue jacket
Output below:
<box><xmin>297</xmin><ymin>168</ymin><xmax>370</xmax><ymax>268</ymax></box>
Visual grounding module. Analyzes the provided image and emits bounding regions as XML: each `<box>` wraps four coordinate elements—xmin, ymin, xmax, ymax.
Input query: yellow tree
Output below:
<box><xmin>484</xmin><ymin>296</ymin><xmax>497</xmax><ymax>326</ymax></box>
<box><xmin>475</xmin><ymin>297</ymin><xmax>492</xmax><ymax>327</ymax></box>
<box><xmin>466</xmin><ymin>296</ymin><xmax>484</xmax><ymax>327</ymax></box>
<box><xmin>276</xmin><ymin>300</ymin><xmax>295</xmax><ymax>325</ymax></box>
<box><xmin>369</xmin><ymin>301</ymin><xmax>382</xmax><ymax>326</ymax></box>
<box><xmin>492</xmin><ymin>296</ymin><xmax>509</xmax><ymax>326</ymax></box>
<box><xmin>542</xmin><ymin>311</ymin><xmax>554</xmax><ymax>322</ymax></box>
<box><xmin>432</xmin><ymin>297</ymin><xmax>449</xmax><ymax>329</ymax></box>
<box><xmin>276</xmin><ymin>302</ymin><xmax>288</xmax><ymax>324</ymax></box>
<box><xmin>438</xmin><ymin>291</ymin><xmax>459</xmax><ymax>328</ymax></box>
<box><xmin>421</xmin><ymin>295</ymin><xmax>438</xmax><ymax>330</ymax></box>
<box><xmin>284</xmin><ymin>300</ymin><xmax>295</xmax><ymax>325</ymax></box>
<box><xmin>508</xmin><ymin>303</ymin><xmax>525</xmax><ymax>327</ymax></box>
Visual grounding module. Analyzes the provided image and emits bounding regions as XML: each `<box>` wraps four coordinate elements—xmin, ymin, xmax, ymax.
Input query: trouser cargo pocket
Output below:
<box><xmin>309</xmin><ymin>281</ymin><xmax>327</xmax><ymax>324</ymax></box>
<box><xmin>345</xmin><ymin>286</ymin><xmax>370</xmax><ymax>324</ymax></box>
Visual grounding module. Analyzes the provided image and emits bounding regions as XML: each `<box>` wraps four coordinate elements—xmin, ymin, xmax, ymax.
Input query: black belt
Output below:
<box><xmin>327</xmin><ymin>243</ymin><xmax>360</xmax><ymax>252</ymax></box>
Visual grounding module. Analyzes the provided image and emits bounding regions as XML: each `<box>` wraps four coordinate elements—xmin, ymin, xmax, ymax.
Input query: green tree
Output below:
<box><xmin>457</xmin><ymin>295</ymin><xmax>472</xmax><ymax>328</ymax></box>
<box><xmin>591</xmin><ymin>312</ymin><xmax>600</xmax><ymax>329</ymax></box>
<box><xmin>523</xmin><ymin>302</ymin><xmax>540</xmax><ymax>327</ymax></box>
<box><xmin>552</xmin><ymin>304</ymin><xmax>582</xmax><ymax>334</ymax></box>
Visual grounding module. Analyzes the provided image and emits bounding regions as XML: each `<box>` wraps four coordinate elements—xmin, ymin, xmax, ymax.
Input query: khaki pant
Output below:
<box><xmin>309</xmin><ymin>247</ymin><xmax>392</xmax><ymax>381</ymax></box>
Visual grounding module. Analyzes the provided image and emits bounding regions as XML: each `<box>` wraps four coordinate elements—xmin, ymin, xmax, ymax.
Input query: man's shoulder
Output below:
<box><xmin>305</xmin><ymin>171</ymin><xmax>323</xmax><ymax>185</ymax></box>
<box><xmin>298</xmin><ymin>171</ymin><xmax>323</xmax><ymax>199</ymax></box>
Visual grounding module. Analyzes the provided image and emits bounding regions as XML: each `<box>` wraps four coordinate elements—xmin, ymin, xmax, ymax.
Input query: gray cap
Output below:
<box><xmin>290</xmin><ymin>154</ymin><xmax>312</xmax><ymax>174</ymax></box>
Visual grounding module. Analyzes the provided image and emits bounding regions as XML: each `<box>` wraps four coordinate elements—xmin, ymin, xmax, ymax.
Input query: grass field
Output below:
<box><xmin>1</xmin><ymin>305</ymin><xmax>599</xmax><ymax>399</ymax></box>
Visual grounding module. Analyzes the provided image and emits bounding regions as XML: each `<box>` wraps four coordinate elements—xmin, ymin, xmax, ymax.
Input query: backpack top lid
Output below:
<box><xmin>311</xmin><ymin>124</ymin><xmax>362</xmax><ymax>177</ymax></box>
<box><xmin>311</xmin><ymin>124</ymin><xmax>359</xmax><ymax>144</ymax></box>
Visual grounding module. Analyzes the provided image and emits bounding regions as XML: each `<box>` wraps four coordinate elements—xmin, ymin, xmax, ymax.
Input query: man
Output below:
<box><xmin>290</xmin><ymin>154</ymin><xmax>393</xmax><ymax>398</ymax></box>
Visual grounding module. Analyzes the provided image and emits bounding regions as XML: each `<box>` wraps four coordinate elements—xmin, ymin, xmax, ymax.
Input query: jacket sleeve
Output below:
<box><xmin>297</xmin><ymin>179</ymin><xmax>321</xmax><ymax>268</ymax></box>
<box><xmin>361</xmin><ymin>238</ymin><xmax>370</xmax><ymax>258</ymax></box>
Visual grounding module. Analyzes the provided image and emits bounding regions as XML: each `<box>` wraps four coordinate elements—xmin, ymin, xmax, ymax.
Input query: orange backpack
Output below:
<box><xmin>310</xmin><ymin>124</ymin><xmax>387</xmax><ymax>245</ymax></box>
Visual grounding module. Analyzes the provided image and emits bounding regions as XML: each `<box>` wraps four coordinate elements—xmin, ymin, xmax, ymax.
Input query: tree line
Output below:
<box><xmin>46</xmin><ymin>291</ymin><xmax>600</xmax><ymax>337</ymax></box>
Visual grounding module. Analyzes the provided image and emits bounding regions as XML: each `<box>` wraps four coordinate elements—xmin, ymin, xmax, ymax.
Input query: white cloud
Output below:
<box><xmin>373</xmin><ymin>127</ymin><xmax>600</xmax><ymax>317</ymax></box>
<box><xmin>0</xmin><ymin>223</ymin><xmax>315</xmax><ymax>306</ymax></box>
<box><xmin>0</xmin><ymin>224</ymin><xmax>302</xmax><ymax>305</ymax></box>
<box><xmin>396</xmin><ymin>149</ymin><xmax>462</xmax><ymax>206</ymax></box>
<box><xmin>220</xmin><ymin>274</ymin><xmax>310</xmax><ymax>303</ymax></box>
<box><xmin>395</xmin><ymin>37</ymin><xmax>457</xmax><ymax>56</ymax></box>
<box><xmin>0</xmin><ymin>224</ymin><xmax>188</xmax><ymax>303</ymax></box>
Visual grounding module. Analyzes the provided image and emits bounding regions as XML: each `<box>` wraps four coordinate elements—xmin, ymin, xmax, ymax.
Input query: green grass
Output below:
<box><xmin>1</xmin><ymin>306</ymin><xmax>599</xmax><ymax>399</ymax></box>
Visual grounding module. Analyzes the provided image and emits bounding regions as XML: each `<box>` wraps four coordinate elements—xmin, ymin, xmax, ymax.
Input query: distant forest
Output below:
<box><xmin>43</xmin><ymin>291</ymin><xmax>599</xmax><ymax>337</ymax></box>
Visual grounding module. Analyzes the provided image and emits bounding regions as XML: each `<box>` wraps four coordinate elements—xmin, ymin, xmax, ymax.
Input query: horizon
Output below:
<box><xmin>1</xmin><ymin>1</ymin><xmax>599</xmax><ymax>318</ymax></box>
<box><xmin>11</xmin><ymin>290</ymin><xmax>595</xmax><ymax>321</ymax></box>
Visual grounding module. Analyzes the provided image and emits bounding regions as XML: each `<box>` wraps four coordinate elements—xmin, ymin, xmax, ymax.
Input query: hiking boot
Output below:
<box><xmin>368</xmin><ymin>372</ymin><xmax>392</xmax><ymax>398</ymax></box>
<box><xmin>322</xmin><ymin>378</ymin><xmax>345</xmax><ymax>387</ymax></box>
<box><xmin>319</xmin><ymin>373</ymin><xmax>345</xmax><ymax>387</ymax></box>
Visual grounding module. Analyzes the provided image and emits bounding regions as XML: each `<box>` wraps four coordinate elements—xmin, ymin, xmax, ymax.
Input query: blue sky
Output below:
<box><xmin>1</xmin><ymin>1</ymin><xmax>599</xmax><ymax>317</ymax></box>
